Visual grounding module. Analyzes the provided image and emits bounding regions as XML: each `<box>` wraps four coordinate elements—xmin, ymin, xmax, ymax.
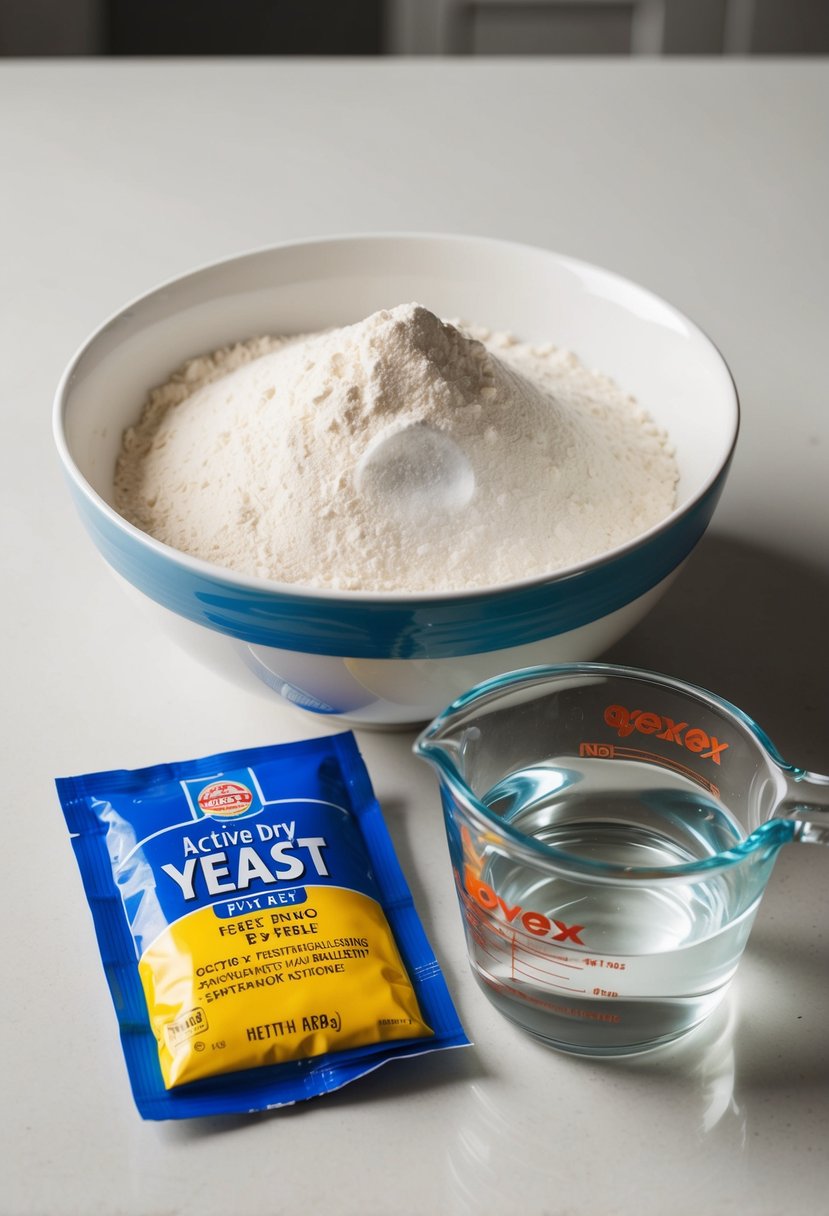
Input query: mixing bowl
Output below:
<box><xmin>53</xmin><ymin>233</ymin><xmax>738</xmax><ymax>727</ymax></box>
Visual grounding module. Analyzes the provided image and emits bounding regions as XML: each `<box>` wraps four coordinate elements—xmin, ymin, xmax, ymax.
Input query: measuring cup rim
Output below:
<box><xmin>414</xmin><ymin>661</ymin><xmax>798</xmax><ymax>880</ymax></box>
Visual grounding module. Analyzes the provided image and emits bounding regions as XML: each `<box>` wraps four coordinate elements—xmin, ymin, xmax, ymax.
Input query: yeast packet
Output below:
<box><xmin>56</xmin><ymin>732</ymin><xmax>468</xmax><ymax>1119</ymax></box>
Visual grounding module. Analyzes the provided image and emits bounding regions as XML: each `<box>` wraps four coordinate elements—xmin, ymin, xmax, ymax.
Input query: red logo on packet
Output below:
<box><xmin>197</xmin><ymin>780</ymin><xmax>253</xmax><ymax>818</ymax></box>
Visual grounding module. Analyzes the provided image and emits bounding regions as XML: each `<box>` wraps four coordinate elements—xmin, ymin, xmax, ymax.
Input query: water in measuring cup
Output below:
<box><xmin>470</xmin><ymin>757</ymin><xmax>759</xmax><ymax>1054</ymax></box>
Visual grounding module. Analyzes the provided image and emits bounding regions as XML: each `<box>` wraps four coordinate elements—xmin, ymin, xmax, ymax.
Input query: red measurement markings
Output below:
<box><xmin>475</xmin><ymin>972</ymin><xmax>623</xmax><ymax>1024</ymax></box>
<box><xmin>578</xmin><ymin>742</ymin><xmax>720</xmax><ymax>798</ymax></box>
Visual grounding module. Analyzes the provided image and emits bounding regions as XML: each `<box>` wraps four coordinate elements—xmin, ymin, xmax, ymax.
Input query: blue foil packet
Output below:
<box><xmin>56</xmin><ymin>732</ymin><xmax>468</xmax><ymax>1119</ymax></box>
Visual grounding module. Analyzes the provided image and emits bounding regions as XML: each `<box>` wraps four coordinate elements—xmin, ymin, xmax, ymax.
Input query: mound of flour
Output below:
<box><xmin>114</xmin><ymin>303</ymin><xmax>677</xmax><ymax>592</ymax></box>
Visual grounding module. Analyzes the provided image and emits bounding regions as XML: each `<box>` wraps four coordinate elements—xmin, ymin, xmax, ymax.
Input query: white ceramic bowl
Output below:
<box><xmin>53</xmin><ymin>233</ymin><xmax>738</xmax><ymax>727</ymax></box>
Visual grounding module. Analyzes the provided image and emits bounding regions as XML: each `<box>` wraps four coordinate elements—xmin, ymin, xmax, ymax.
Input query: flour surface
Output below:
<box><xmin>114</xmin><ymin>304</ymin><xmax>678</xmax><ymax>592</ymax></box>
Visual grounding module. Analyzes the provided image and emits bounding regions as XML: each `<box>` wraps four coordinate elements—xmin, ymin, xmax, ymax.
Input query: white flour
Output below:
<box><xmin>114</xmin><ymin>303</ymin><xmax>678</xmax><ymax>592</ymax></box>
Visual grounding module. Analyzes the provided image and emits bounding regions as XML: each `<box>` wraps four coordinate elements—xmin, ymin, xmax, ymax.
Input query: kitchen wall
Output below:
<box><xmin>1</xmin><ymin>0</ymin><xmax>827</xmax><ymax>56</ymax></box>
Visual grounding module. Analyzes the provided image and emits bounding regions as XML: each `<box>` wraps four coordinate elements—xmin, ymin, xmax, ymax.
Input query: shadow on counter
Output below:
<box><xmin>604</xmin><ymin>531</ymin><xmax>829</xmax><ymax>773</ymax></box>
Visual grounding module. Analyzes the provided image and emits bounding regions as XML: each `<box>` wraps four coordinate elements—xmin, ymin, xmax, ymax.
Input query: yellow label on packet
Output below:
<box><xmin>140</xmin><ymin>885</ymin><xmax>431</xmax><ymax>1088</ymax></box>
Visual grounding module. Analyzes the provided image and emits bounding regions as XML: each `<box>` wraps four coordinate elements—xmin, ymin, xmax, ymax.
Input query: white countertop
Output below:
<box><xmin>2</xmin><ymin>57</ymin><xmax>828</xmax><ymax>1216</ymax></box>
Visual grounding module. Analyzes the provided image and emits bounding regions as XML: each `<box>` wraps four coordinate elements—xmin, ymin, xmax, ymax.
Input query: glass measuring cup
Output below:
<box><xmin>414</xmin><ymin>663</ymin><xmax>829</xmax><ymax>1055</ymax></box>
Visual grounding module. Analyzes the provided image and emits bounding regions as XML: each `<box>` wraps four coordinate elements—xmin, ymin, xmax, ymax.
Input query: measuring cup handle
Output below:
<box><xmin>779</xmin><ymin>769</ymin><xmax>829</xmax><ymax>845</ymax></box>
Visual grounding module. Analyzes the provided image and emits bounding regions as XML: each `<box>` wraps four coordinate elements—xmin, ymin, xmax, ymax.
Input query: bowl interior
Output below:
<box><xmin>58</xmin><ymin>234</ymin><xmax>737</xmax><ymax>544</ymax></box>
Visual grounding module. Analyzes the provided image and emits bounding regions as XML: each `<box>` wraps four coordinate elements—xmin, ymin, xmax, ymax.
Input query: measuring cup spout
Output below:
<box><xmin>412</xmin><ymin>729</ymin><xmax>464</xmax><ymax>785</ymax></box>
<box><xmin>776</xmin><ymin>768</ymin><xmax>829</xmax><ymax>846</ymax></box>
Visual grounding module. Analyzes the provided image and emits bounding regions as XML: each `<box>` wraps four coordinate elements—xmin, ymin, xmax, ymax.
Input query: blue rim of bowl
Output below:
<box><xmin>53</xmin><ymin>233</ymin><xmax>740</xmax><ymax>661</ymax></box>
